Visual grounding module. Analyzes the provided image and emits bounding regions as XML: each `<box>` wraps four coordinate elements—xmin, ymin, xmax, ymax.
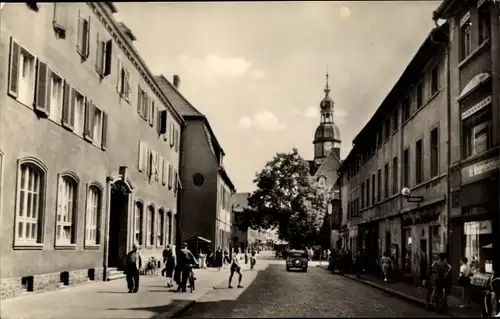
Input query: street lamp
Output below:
<box><xmin>401</xmin><ymin>187</ymin><xmax>423</xmax><ymax>203</ymax></box>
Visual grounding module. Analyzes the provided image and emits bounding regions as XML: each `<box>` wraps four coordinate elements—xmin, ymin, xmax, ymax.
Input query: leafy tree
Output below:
<box><xmin>235</xmin><ymin>148</ymin><xmax>330</xmax><ymax>247</ymax></box>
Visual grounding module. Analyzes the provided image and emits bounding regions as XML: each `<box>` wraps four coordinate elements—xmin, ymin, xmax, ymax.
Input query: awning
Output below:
<box><xmin>185</xmin><ymin>235</ymin><xmax>212</xmax><ymax>244</ymax></box>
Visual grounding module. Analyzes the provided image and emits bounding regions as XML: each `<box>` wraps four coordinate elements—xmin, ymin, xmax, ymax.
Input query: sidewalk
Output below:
<box><xmin>0</xmin><ymin>268</ymin><xmax>229</xmax><ymax>319</ymax></box>
<box><xmin>317</xmin><ymin>264</ymin><xmax>481</xmax><ymax>317</ymax></box>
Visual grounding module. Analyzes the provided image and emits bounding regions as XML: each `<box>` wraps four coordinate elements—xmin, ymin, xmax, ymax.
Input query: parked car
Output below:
<box><xmin>286</xmin><ymin>249</ymin><xmax>309</xmax><ymax>272</ymax></box>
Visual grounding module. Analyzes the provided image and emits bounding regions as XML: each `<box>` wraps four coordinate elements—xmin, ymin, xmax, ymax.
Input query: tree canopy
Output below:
<box><xmin>234</xmin><ymin>148</ymin><xmax>330</xmax><ymax>247</ymax></box>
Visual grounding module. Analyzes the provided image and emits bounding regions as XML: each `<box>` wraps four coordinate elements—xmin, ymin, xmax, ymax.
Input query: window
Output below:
<box><xmin>393</xmin><ymin>108</ymin><xmax>399</xmax><ymax>132</ymax></box>
<box><xmin>318</xmin><ymin>176</ymin><xmax>326</xmax><ymax>188</ymax></box>
<box><xmin>56</xmin><ymin>175</ymin><xmax>77</xmax><ymax>245</ymax></box>
<box><xmin>147</xmin><ymin>206</ymin><xmax>154</xmax><ymax>246</ymax></box>
<box><xmin>137</xmin><ymin>86</ymin><xmax>149</xmax><ymax>119</ymax></box>
<box><xmin>117</xmin><ymin>60</ymin><xmax>131</xmax><ymax>101</ymax></box>
<box><xmin>92</xmin><ymin>107</ymin><xmax>103</xmax><ymax>145</ymax></box>
<box><xmin>371</xmin><ymin>174</ymin><xmax>376</xmax><ymax>205</ymax></box>
<box><xmin>464</xmin><ymin>220</ymin><xmax>493</xmax><ymax>275</ymax></box>
<box><xmin>463</xmin><ymin>108</ymin><xmax>491</xmax><ymax>158</ymax></box>
<box><xmin>361</xmin><ymin>182</ymin><xmax>365</xmax><ymax>209</ymax></box>
<box><xmin>377</xmin><ymin>169</ymin><xmax>381</xmax><ymax>202</ymax></box>
<box><xmin>460</xmin><ymin>13</ymin><xmax>472</xmax><ymax>60</ymax></box>
<box><xmin>416</xmin><ymin>139</ymin><xmax>423</xmax><ymax>184</ymax></box>
<box><xmin>134</xmin><ymin>202</ymin><xmax>143</xmax><ymax>245</ymax></box>
<box><xmin>416</xmin><ymin>82</ymin><xmax>423</xmax><ymax>109</ymax></box>
<box><xmin>85</xmin><ymin>185</ymin><xmax>101</xmax><ymax>246</ymax></box>
<box><xmin>392</xmin><ymin>157</ymin><xmax>398</xmax><ymax>195</ymax></box>
<box><xmin>403</xmin><ymin>148</ymin><xmax>409</xmax><ymax>187</ymax></box>
<box><xmin>15</xmin><ymin>162</ymin><xmax>45</xmax><ymax>245</ymax></box>
<box><xmin>366</xmin><ymin>178</ymin><xmax>370</xmax><ymax>208</ymax></box>
<box><xmin>8</xmin><ymin>39</ymin><xmax>37</xmax><ymax>106</ymax></box>
<box><xmin>430</xmin><ymin>66</ymin><xmax>439</xmax><ymax>96</ymax></box>
<box><xmin>430</xmin><ymin>127</ymin><xmax>439</xmax><ymax>177</ymax></box>
<box><xmin>53</xmin><ymin>3</ymin><xmax>69</xmax><ymax>38</ymax></box>
<box><xmin>77</xmin><ymin>13</ymin><xmax>90</xmax><ymax>58</ymax></box>
<box><xmin>167</xmin><ymin>212</ymin><xmax>172</xmax><ymax>245</ymax></box>
<box><xmin>384</xmin><ymin>119</ymin><xmax>390</xmax><ymax>140</ymax></box>
<box><xmin>157</xmin><ymin>209</ymin><xmax>165</xmax><ymax>246</ymax></box>
<box><xmin>95</xmin><ymin>35</ymin><xmax>112</xmax><ymax>77</ymax></box>
<box><xmin>384</xmin><ymin>163</ymin><xmax>389</xmax><ymax>199</ymax></box>
<box><xmin>402</xmin><ymin>97</ymin><xmax>410</xmax><ymax>122</ymax></box>
<box><xmin>478</xmin><ymin>5</ymin><xmax>490</xmax><ymax>44</ymax></box>
<box><xmin>73</xmin><ymin>90</ymin><xmax>86</xmax><ymax>136</ymax></box>
<box><xmin>48</xmin><ymin>72</ymin><xmax>63</xmax><ymax>123</ymax></box>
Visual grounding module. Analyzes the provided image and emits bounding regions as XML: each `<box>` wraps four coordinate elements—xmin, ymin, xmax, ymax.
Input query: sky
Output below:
<box><xmin>115</xmin><ymin>1</ymin><xmax>439</xmax><ymax>193</ymax></box>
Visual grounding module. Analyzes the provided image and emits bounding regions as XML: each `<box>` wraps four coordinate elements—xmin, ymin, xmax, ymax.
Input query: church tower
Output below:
<box><xmin>313</xmin><ymin>73</ymin><xmax>341</xmax><ymax>166</ymax></box>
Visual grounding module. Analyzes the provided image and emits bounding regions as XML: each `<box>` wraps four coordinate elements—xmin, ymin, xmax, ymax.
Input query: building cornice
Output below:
<box><xmin>88</xmin><ymin>3</ymin><xmax>185</xmax><ymax>126</ymax></box>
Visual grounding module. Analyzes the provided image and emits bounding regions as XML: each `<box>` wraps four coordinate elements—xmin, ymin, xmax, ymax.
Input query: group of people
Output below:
<box><xmin>123</xmin><ymin>243</ymin><xmax>258</xmax><ymax>293</ymax></box>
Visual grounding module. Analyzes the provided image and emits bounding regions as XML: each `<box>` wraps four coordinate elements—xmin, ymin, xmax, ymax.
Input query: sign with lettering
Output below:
<box><xmin>462</xmin><ymin>157</ymin><xmax>500</xmax><ymax>180</ymax></box>
<box><xmin>461</xmin><ymin>95</ymin><xmax>492</xmax><ymax>120</ymax></box>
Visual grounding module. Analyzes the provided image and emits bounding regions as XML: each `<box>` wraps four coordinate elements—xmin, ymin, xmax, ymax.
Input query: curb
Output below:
<box><xmin>315</xmin><ymin>265</ymin><xmax>456</xmax><ymax>317</ymax></box>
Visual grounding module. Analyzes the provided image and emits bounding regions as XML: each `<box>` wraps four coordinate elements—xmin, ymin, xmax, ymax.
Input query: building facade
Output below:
<box><xmin>434</xmin><ymin>0</ymin><xmax>500</xmax><ymax>288</ymax></box>
<box><xmin>338</xmin><ymin>24</ymin><xmax>450</xmax><ymax>281</ymax></box>
<box><xmin>0</xmin><ymin>3</ymin><xmax>183</xmax><ymax>299</ymax></box>
<box><xmin>156</xmin><ymin>75</ymin><xmax>236</xmax><ymax>253</ymax></box>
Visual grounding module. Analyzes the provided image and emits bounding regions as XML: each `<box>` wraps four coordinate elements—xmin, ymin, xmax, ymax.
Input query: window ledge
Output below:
<box><xmin>14</xmin><ymin>243</ymin><xmax>44</xmax><ymax>250</ymax></box>
<box><xmin>55</xmin><ymin>244</ymin><xmax>77</xmax><ymax>250</ymax></box>
<box><xmin>410</xmin><ymin>173</ymin><xmax>447</xmax><ymax>192</ymax></box>
<box><xmin>84</xmin><ymin>244</ymin><xmax>101</xmax><ymax>250</ymax></box>
<box><xmin>458</xmin><ymin>146</ymin><xmax>500</xmax><ymax>168</ymax></box>
<box><xmin>458</xmin><ymin>39</ymin><xmax>490</xmax><ymax>70</ymax></box>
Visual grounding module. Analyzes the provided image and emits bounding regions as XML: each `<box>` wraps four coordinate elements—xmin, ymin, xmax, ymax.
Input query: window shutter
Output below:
<box><xmin>167</xmin><ymin>163</ymin><xmax>172</xmax><ymax>189</ymax></box>
<box><xmin>104</xmin><ymin>40</ymin><xmax>112</xmax><ymax>76</ymax></box>
<box><xmin>169</xmin><ymin>124</ymin><xmax>174</xmax><ymax>146</ymax></box>
<box><xmin>146</xmin><ymin>147</ymin><xmax>152</xmax><ymax>178</ymax></box>
<box><xmin>161</xmin><ymin>157</ymin><xmax>167</xmax><ymax>185</ymax></box>
<box><xmin>34</xmin><ymin>61</ymin><xmax>51</xmax><ymax>117</ymax></box>
<box><xmin>175</xmin><ymin>128</ymin><xmax>180</xmax><ymax>152</ymax></box>
<box><xmin>126</xmin><ymin>71</ymin><xmax>131</xmax><ymax>97</ymax></box>
<box><xmin>116</xmin><ymin>58</ymin><xmax>122</xmax><ymax>93</ymax></box>
<box><xmin>77</xmin><ymin>11</ymin><xmax>83</xmax><ymax>54</ymax></box>
<box><xmin>154</xmin><ymin>152</ymin><xmax>160</xmax><ymax>181</ymax></box>
<box><xmin>138</xmin><ymin>140</ymin><xmax>145</xmax><ymax>172</ymax></box>
<box><xmin>84</xmin><ymin>100</ymin><xmax>94</xmax><ymax>141</ymax></box>
<box><xmin>159</xmin><ymin>110</ymin><xmax>167</xmax><ymax>135</ymax></box>
<box><xmin>61</xmin><ymin>81</ymin><xmax>72</xmax><ymax>129</ymax></box>
<box><xmin>8</xmin><ymin>37</ymin><xmax>20</xmax><ymax>97</ymax></box>
<box><xmin>69</xmin><ymin>88</ymin><xmax>75</xmax><ymax>127</ymax></box>
<box><xmin>85</xmin><ymin>16</ymin><xmax>91</xmax><ymax>57</ymax></box>
<box><xmin>144</xmin><ymin>95</ymin><xmax>150</xmax><ymax>120</ymax></box>
<box><xmin>137</xmin><ymin>85</ymin><xmax>142</xmax><ymax>115</ymax></box>
<box><xmin>53</xmin><ymin>3</ymin><xmax>68</xmax><ymax>32</ymax></box>
<box><xmin>101</xmin><ymin>112</ymin><xmax>108</xmax><ymax>150</ymax></box>
<box><xmin>174</xmin><ymin>169</ymin><xmax>178</xmax><ymax>194</ymax></box>
<box><xmin>149</xmin><ymin>100</ymin><xmax>155</xmax><ymax>127</ymax></box>
<box><xmin>95</xmin><ymin>34</ymin><xmax>104</xmax><ymax>75</ymax></box>
<box><xmin>56</xmin><ymin>174</ymin><xmax>64</xmax><ymax>228</ymax></box>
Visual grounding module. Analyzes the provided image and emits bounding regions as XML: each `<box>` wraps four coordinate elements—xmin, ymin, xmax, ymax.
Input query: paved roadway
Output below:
<box><xmin>177</xmin><ymin>257</ymin><xmax>442</xmax><ymax>318</ymax></box>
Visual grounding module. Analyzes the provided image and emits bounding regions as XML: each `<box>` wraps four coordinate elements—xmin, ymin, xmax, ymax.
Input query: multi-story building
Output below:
<box><xmin>433</xmin><ymin>0</ymin><xmax>500</xmax><ymax>287</ymax></box>
<box><xmin>231</xmin><ymin>192</ymin><xmax>260</xmax><ymax>252</ymax></box>
<box><xmin>337</xmin><ymin>24</ymin><xmax>450</xmax><ymax>281</ymax></box>
<box><xmin>156</xmin><ymin>75</ymin><xmax>236</xmax><ymax>252</ymax></box>
<box><xmin>0</xmin><ymin>3</ymin><xmax>183</xmax><ymax>299</ymax></box>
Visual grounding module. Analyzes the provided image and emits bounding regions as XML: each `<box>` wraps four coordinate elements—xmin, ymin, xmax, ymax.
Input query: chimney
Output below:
<box><xmin>173</xmin><ymin>75</ymin><xmax>180</xmax><ymax>89</ymax></box>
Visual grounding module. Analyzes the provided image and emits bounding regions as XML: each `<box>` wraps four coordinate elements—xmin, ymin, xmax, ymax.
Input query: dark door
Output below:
<box><xmin>420</xmin><ymin>238</ymin><xmax>428</xmax><ymax>279</ymax></box>
<box><xmin>108</xmin><ymin>186</ymin><xmax>129</xmax><ymax>269</ymax></box>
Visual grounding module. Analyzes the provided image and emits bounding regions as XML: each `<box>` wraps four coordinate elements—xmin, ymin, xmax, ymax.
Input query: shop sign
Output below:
<box><xmin>461</xmin><ymin>95</ymin><xmax>491</xmax><ymax>120</ymax></box>
<box><xmin>462</xmin><ymin>157</ymin><xmax>500</xmax><ymax>181</ymax></box>
<box><xmin>464</xmin><ymin>220</ymin><xmax>492</xmax><ymax>235</ymax></box>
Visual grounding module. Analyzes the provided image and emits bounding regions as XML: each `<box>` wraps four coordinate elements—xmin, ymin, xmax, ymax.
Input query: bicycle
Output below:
<box><xmin>186</xmin><ymin>264</ymin><xmax>196</xmax><ymax>293</ymax></box>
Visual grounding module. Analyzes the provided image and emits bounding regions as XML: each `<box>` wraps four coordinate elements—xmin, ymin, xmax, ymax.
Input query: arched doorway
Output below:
<box><xmin>108</xmin><ymin>180</ymin><xmax>132</xmax><ymax>269</ymax></box>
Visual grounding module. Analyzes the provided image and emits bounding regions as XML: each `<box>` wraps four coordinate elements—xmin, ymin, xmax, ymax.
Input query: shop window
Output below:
<box><xmin>462</xmin><ymin>107</ymin><xmax>491</xmax><ymax>159</ymax></box>
<box><xmin>464</xmin><ymin>220</ymin><xmax>493</xmax><ymax>275</ymax></box>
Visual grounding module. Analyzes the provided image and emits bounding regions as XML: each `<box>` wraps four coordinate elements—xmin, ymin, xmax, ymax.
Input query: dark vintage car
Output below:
<box><xmin>286</xmin><ymin>249</ymin><xmax>309</xmax><ymax>272</ymax></box>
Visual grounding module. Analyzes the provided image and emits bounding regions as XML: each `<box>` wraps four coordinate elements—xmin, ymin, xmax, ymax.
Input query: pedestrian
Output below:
<box><xmin>459</xmin><ymin>256</ymin><xmax>472</xmax><ymax>308</ymax></box>
<box><xmin>199</xmin><ymin>250</ymin><xmax>207</xmax><ymax>269</ymax></box>
<box><xmin>176</xmin><ymin>242</ymin><xmax>198</xmax><ymax>292</ymax></box>
<box><xmin>162</xmin><ymin>244</ymin><xmax>176</xmax><ymax>287</ymax></box>
<box><xmin>380</xmin><ymin>251</ymin><xmax>392</xmax><ymax>282</ymax></box>
<box><xmin>250</xmin><ymin>250</ymin><xmax>257</xmax><ymax>270</ymax></box>
<box><xmin>229</xmin><ymin>252</ymin><xmax>243</xmax><ymax>288</ymax></box>
<box><xmin>431</xmin><ymin>252</ymin><xmax>452</xmax><ymax>311</ymax></box>
<box><xmin>215</xmin><ymin>246</ymin><xmax>223</xmax><ymax>271</ymax></box>
<box><xmin>125</xmin><ymin>243</ymin><xmax>142</xmax><ymax>293</ymax></box>
<box><xmin>223</xmin><ymin>248</ymin><xmax>230</xmax><ymax>269</ymax></box>
<box><xmin>244</xmin><ymin>250</ymin><xmax>249</xmax><ymax>265</ymax></box>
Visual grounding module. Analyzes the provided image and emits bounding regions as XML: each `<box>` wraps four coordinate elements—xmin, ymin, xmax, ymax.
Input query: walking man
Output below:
<box><xmin>162</xmin><ymin>244</ymin><xmax>176</xmax><ymax>288</ymax></box>
<box><xmin>229</xmin><ymin>251</ymin><xmax>243</xmax><ymax>288</ymax></box>
<box><xmin>176</xmin><ymin>243</ymin><xmax>197</xmax><ymax>292</ymax></box>
<box><xmin>125</xmin><ymin>243</ymin><xmax>142</xmax><ymax>293</ymax></box>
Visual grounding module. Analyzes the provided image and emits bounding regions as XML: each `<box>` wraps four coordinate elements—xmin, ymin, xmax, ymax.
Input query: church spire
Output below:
<box><xmin>324</xmin><ymin>70</ymin><xmax>330</xmax><ymax>96</ymax></box>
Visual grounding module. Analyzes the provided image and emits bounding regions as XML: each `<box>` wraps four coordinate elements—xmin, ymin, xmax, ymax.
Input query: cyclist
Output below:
<box><xmin>430</xmin><ymin>252</ymin><xmax>452</xmax><ymax>311</ymax></box>
<box><xmin>176</xmin><ymin>242</ymin><xmax>198</xmax><ymax>292</ymax></box>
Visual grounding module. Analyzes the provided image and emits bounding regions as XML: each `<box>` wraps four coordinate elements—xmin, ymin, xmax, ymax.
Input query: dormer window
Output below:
<box><xmin>318</xmin><ymin>176</ymin><xmax>326</xmax><ymax>188</ymax></box>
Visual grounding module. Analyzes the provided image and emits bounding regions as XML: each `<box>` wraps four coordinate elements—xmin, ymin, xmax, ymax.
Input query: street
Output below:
<box><xmin>178</xmin><ymin>259</ymin><xmax>442</xmax><ymax>318</ymax></box>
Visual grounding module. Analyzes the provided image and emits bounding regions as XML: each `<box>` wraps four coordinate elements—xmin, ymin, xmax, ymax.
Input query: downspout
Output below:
<box><xmin>430</xmin><ymin>18</ymin><xmax>452</xmax><ymax>259</ymax></box>
<box><xmin>175</xmin><ymin>122</ymin><xmax>186</xmax><ymax>251</ymax></box>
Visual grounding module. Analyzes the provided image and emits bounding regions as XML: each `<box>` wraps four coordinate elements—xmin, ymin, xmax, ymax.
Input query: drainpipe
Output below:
<box><xmin>430</xmin><ymin>18</ymin><xmax>452</xmax><ymax>259</ymax></box>
<box><xmin>175</xmin><ymin>123</ymin><xmax>186</xmax><ymax>251</ymax></box>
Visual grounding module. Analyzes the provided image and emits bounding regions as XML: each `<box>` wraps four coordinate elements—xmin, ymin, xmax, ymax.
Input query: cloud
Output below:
<box><xmin>237</xmin><ymin>111</ymin><xmax>286</xmax><ymax>131</ymax></box>
<box><xmin>178</xmin><ymin>54</ymin><xmax>265</xmax><ymax>79</ymax></box>
<box><xmin>304</xmin><ymin>106</ymin><xmax>318</xmax><ymax>118</ymax></box>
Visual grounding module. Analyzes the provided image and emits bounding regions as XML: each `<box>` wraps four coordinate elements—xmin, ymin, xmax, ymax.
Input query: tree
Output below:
<box><xmin>235</xmin><ymin>148</ymin><xmax>330</xmax><ymax>247</ymax></box>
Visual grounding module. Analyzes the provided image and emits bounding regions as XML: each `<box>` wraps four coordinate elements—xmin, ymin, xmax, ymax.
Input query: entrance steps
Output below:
<box><xmin>107</xmin><ymin>268</ymin><xmax>126</xmax><ymax>281</ymax></box>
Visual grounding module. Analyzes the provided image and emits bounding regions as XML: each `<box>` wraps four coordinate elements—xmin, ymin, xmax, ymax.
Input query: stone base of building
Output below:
<box><xmin>0</xmin><ymin>267</ymin><xmax>105</xmax><ymax>300</ymax></box>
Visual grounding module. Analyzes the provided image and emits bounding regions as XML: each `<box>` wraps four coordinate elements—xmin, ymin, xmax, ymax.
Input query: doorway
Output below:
<box><xmin>385</xmin><ymin>231</ymin><xmax>391</xmax><ymax>255</ymax></box>
<box><xmin>107</xmin><ymin>181</ymin><xmax>130</xmax><ymax>269</ymax></box>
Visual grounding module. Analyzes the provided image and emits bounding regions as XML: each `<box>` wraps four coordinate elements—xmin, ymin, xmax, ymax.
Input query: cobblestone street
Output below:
<box><xmin>178</xmin><ymin>258</ymin><xmax>443</xmax><ymax>318</ymax></box>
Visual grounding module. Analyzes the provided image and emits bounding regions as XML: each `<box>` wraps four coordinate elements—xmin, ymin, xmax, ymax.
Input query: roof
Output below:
<box><xmin>352</xmin><ymin>23</ymin><xmax>449</xmax><ymax>145</ymax></box>
<box><xmin>185</xmin><ymin>235</ymin><xmax>212</xmax><ymax>244</ymax></box>
<box><xmin>155</xmin><ymin>75</ymin><xmax>226</xmax><ymax>156</ymax></box>
<box><xmin>218</xmin><ymin>166</ymin><xmax>236</xmax><ymax>192</ymax></box>
<box><xmin>308</xmin><ymin>160</ymin><xmax>318</xmax><ymax>175</ymax></box>
<box><xmin>230</xmin><ymin>192</ymin><xmax>251</xmax><ymax>212</ymax></box>
<box><xmin>433</xmin><ymin>0</ymin><xmax>458</xmax><ymax>19</ymax></box>
<box><xmin>314</xmin><ymin>123</ymin><xmax>341</xmax><ymax>142</ymax></box>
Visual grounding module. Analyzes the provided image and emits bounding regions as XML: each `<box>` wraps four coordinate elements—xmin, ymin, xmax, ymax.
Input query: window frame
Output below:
<box><xmin>430</xmin><ymin>127</ymin><xmax>440</xmax><ymax>178</ymax></box>
<box><xmin>392</xmin><ymin>156</ymin><xmax>398</xmax><ymax>195</ymax></box>
<box><xmin>55</xmin><ymin>173</ymin><xmax>79</xmax><ymax>248</ymax></box>
<box><xmin>459</xmin><ymin>12</ymin><xmax>472</xmax><ymax>61</ymax></box>
<box><xmin>157</xmin><ymin>209</ymin><xmax>165</xmax><ymax>247</ymax></box>
<box><xmin>48</xmin><ymin>69</ymin><xmax>64</xmax><ymax>124</ymax></box>
<box><xmin>84</xmin><ymin>183</ymin><xmax>102</xmax><ymax>248</ymax></box>
<box><xmin>72</xmin><ymin>88</ymin><xmax>86</xmax><ymax>137</ymax></box>
<box><xmin>478</xmin><ymin>4</ymin><xmax>490</xmax><ymax>45</ymax></box>
<box><xmin>14</xmin><ymin>158</ymin><xmax>47</xmax><ymax>249</ymax></box>
<box><xmin>76</xmin><ymin>12</ymin><xmax>91</xmax><ymax>59</ymax></box>
<box><xmin>167</xmin><ymin>211</ymin><xmax>173</xmax><ymax>245</ymax></box>
<box><xmin>8</xmin><ymin>38</ymin><xmax>37</xmax><ymax>107</ymax></box>
<box><xmin>403</xmin><ymin>148</ymin><xmax>410</xmax><ymax>187</ymax></box>
<box><xmin>415</xmin><ymin>139</ymin><xmax>423</xmax><ymax>184</ymax></box>
<box><xmin>134</xmin><ymin>201</ymin><xmax>144</xmax><ymax>246</ymax></box>
<box><xmin>462</xmin><ymin>108</ymin><xmax>492</xmax><ymax>159</ymax></box>
<box><xmin>430</xmin><ymin>65</ymin><xmax>439</xmax><ymax>96</ymax></box>
<box><xmin>146</xmin><ymin>205</ymin><xmax>155</xmax><ymax>247</ymax></box>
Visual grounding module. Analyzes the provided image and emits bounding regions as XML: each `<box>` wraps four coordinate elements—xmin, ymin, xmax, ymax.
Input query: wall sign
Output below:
<box><xmin>457</xmin><ymin>73</ymin><xmax>491</xmax><ymax>101</ymax></box>
<box><xmin>461</xmin><ymin>95</ymin><xmax>492</xmax><ymax>120</ymax></box>
<box><xmin>462</xmin><ymin>157</ymin><xmax>500</xmax><ymax>180</ymax></box>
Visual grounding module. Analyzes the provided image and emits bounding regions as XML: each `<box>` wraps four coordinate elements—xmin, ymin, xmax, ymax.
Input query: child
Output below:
<box><xmin>250</xmin><ymin>251</ymin><xmax>257</xmax><ymax>271</ymax></box>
